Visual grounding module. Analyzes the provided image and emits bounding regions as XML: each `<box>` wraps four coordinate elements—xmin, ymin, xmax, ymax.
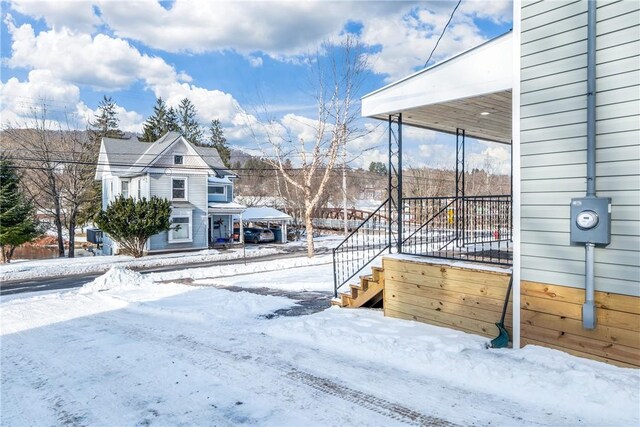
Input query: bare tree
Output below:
<box><xmin>58</xmin><ymin>128</ymin><xmax>99</xmax><ymax>258</ymax></box>
<box><xmin>3</xmin><ymin>105</ymin><xmax>97</xmax><ymax>258</ymax></box>
<box><xmin>250</xmin><ymin>36</ymin><xmax>367</xmax><ymax>257</ymax></box>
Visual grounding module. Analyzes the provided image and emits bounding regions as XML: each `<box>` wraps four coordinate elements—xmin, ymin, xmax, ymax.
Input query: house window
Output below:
<box><xmin>121</xmin><ymin>180</ymin><xmax>129</xmax><ymax>198</ymax></box>
<box><xmin>137</xmin><ymin>180</ymin><xmax>142</xmax><ymax>199</ymax></box>
<box><xmin>208</xmin><ymin>185</ymin><xmax>227</xmax><ymax>202</ymax></box>
<box><xmin>169</xmin><ymin>210</ymin><xmax>192</xmax><ymax>243</ymax></box>
<box><xmin>174</xmin><ymin>155</ymin><xmax>183</xmax><ymax>165</ymax></box>
<box><xmin>172</xmin><ymin>178</ymin><xmax>187</xmax><ymax>200</ymax></box>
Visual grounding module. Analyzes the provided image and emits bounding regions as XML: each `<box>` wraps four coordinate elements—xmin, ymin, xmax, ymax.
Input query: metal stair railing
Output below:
<box><xmin>401</xmin><ymin>195</ymin><xmax>512</xmax><ymax>265</ymax></box>
<box><xmin>332</xmin><ymin>198</ymin><xmax>390</xmax><ymax>298</ymax></box>
<box><xmin>332</xmin><ymin>194</ymin><xmax>512</xmax><ymax>298</ymax></box>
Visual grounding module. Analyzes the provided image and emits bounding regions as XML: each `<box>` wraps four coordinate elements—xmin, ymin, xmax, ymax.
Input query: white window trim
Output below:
<box><xmin>208</xmin><ymin>185</ymin><xmax>226</xmax><ymax>197</ymax></box>
<box><xmin>169</xmin><ymin>209</ymin><xmax>193</xmax><ymax>243</ymax></box>
<box><xmin>121</xmin><ymin>179</ymin><xmax>130</xmax><ymax>198</ymax></box>
<box><xmin>174</xmin><ymin>154</ymin><xmax>184</xmax><ymax>165</ymax></box>
<box><xmin>171</xmin><ymin>177</ymin><xmax>188</xmax><ymax>201</ymax></box>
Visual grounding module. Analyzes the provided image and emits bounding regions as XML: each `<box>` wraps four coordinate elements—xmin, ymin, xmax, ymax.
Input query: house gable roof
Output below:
<box><xmin>96</xmin><ymin>132</ymin><xmax>233</xmax><ymax>178</ymax></box>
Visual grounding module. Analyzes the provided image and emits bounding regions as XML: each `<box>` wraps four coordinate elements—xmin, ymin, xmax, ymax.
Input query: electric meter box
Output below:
<box><xmin>570</xmin><ymin>197</ymin><xmax>611</xmax><ymax>245</ymax></box>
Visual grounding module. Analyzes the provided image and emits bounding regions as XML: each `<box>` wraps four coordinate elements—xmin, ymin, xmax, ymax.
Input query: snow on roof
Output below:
<box><xmin>207</xmin><ymin>176</ymin><xmax>232</xmax><ymax>184</ymax></box>
<box><xmin>208</xmin><ymin>202</ymin><xmax>246</xmax><ymax>213</ymax></box>
<box><xmin>242</xmin><ymin>207</ymin><xmax>292</xmax><ymax>221</ymax></box>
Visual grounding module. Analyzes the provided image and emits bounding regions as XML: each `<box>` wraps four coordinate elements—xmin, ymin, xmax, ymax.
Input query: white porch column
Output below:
<box><xmin>239</xmin><ymin>214</ymin><xmax>244</xmax><ymax>244</ymax></box>
<box><xmin>282</xmin><ymin>222</ymin><xmax>287</xmax><ymax>244</ymax></box>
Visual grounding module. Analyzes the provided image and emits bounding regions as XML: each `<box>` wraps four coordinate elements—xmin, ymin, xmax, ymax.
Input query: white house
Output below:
<box><xmin>95</xmin><ymin>132</ymin><xmax>245</xmax><ymax>255</ymax></box>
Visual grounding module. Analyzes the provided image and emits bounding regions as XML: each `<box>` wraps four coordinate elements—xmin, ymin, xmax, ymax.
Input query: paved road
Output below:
<box><xmin>0</xmin><ymin>248</ymin><xmax>329</xmax><ymax>296</ymax></box>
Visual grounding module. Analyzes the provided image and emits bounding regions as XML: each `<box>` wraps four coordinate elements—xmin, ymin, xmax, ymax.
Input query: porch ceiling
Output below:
<box><xmin>362</xmin><ymin>31</ymin><xmax>513</xmax><ymax>145</ymax></box>
<box><xmin>368</xmin><ymin>90</ymin><xmax>512</xmax><ymax>144</ymax></box>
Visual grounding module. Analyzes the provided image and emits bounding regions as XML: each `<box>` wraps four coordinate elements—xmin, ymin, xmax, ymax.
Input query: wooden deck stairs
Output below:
<box><xmin>331</xmin><ymin>266</ymin><xmax>384</xmax><ymax>308</ymax></box>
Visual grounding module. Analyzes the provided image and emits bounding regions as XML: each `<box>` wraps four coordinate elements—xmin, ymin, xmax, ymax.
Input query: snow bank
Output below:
<box><xmin>79</xmin><ymin>267</ymin><xmax>154</xmax><ymax>294</ymax></box>
<box><xmin>265</xmin><ymin>307</ymin><xmax>640</xmax><ymax>426</ymax></box>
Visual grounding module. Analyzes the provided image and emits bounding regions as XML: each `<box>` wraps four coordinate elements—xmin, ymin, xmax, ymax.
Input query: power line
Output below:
<box><xmin>423</xmin><ymin>0</ymin><xmax>462</xmax><ymax>68</ymax></box>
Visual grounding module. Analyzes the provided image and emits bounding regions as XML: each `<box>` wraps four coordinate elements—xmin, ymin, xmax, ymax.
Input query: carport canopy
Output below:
<box><xmin>361</xmin><ymin>31</ymin><xmax>513</xmax><ymax>144</ymax></box>
<box><xmin>236</xmin><ymin>207</ymin><xmax>293</xmax><ymax>244</ymax></box>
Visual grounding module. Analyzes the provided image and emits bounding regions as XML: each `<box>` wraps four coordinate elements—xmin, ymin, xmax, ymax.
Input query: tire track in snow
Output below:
<box><xmin>86</xmin><ymin>309</ymin><xmax>457</xmax><ymax>427</ymax></box>
<box><xmin>287</xmin><ymin>369</ymin><xmax>458</xmax><ymax>427</ymax></box>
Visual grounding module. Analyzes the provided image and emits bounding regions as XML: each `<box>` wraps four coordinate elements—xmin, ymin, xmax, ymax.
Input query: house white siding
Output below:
<box><xmin>520</xmin><ymin>0</ymin><xmax>640</xmax><ymax>296</ymax></box>
<box><xmin>147</xmin><ymin>172</ymin><xmax>208</xmax><ymax>251</ymax></box>
<box><xmin>153</xmin><ymin>140</ymin><xmax>205</xmax><ymax>168</ymax></box>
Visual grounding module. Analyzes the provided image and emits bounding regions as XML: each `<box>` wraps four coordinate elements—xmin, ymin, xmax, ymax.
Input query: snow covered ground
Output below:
<box><xmin>1</xmin><ymin>258</ymin><xmax>639</xmax><ymax>426</ymax></box>
<box><xmin>0</xmin><ymin>235</ymin><xmax>344</xmax><ymax>282</ymax></box>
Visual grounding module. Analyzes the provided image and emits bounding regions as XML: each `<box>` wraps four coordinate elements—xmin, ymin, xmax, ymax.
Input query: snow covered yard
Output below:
<box><xmin>1</xmin><ymin>262</ymin><xmax>639</xmax><ymax>426</ymax></box>
<box><xmin>0</xmin><ymin>234</ymin><xmax>344</xmax><ymax>282</ymax></box>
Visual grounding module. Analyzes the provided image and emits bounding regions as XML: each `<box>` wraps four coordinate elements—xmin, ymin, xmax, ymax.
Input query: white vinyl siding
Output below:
<box><xmin>520</xmin><ymin>0</ymin><xmax>640</xmax><ymax>296</ymax></box>
<box><xmin>147</xmin><ymin>173</ymin><xmax>209</xmax><ymax>252</ymax></box>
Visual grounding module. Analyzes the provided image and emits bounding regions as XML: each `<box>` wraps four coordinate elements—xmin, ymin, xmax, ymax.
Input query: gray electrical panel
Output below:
<box><xmin>570</xmin><ymin>197</ymin><xmax>611</xmax><ymax>245</ymax></box>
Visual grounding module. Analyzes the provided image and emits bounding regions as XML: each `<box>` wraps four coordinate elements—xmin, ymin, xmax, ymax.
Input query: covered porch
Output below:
<box><xmin>208</xmin><ymin>202</ymin><xmax>246</xmax><ymax>247</ymax></box>
<box><xmin>332</xmin><ymin>32</ymin><xmax>515</xmax><ymax>342</ymax></box>
<box><xmin>334</xmin><ymin>32</ymin><xmax>514</xmax><ymax>292</ymax></box>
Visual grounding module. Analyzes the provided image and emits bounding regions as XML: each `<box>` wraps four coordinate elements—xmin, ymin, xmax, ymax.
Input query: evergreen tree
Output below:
<box><xmin>165</xmin><ymin>106</ymin><xmax>181</xmax><ymax>133</ymax></box>
<box><xmin>208</xmin><ymin>119</ymin><xmax>231</xmax><ymax>167</ymax></box>
<box><xmin>368</xmin><ymin>161</ymin><xmax>387</xmax><ymax>175</ymax></box>
<box><xmin>95</xmin><ymin>196</ymin><xmax>173</xmax><ymax>258</ymax></box>
<box><xmin>141</xmin><ymin>97</ymin><xmax>169</xmax><ymax>142</ymax></box>
<box><xmin>178</xmin><ymin>98</ymin><xmax>203</xmax><ymax>145</ymax></box>
<box><xmin>86</xmin><ymin>96</ymin><xmax>125</xmax><ymax>226</ymax></box>
<box><xmin>89</xmin><ymin>95</ymin><xmax>125</xmax><ymax>144</ymax></box>
<box><xmin>0</xmin><ymin>157</ymin><xmax>42</xmax><ymax>263</ymax></box>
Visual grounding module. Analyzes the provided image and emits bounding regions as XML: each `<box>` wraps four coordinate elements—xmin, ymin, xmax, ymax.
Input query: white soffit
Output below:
<box><xmin>362</xmin><ymin>32</ymin><xmax>513</xmax><ymax>144</ymax></box>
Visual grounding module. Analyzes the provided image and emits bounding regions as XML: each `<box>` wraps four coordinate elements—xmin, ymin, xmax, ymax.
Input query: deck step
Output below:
<box><xmin>333</xmin><ymin>268</ymin><xmax>384</xmax><ymax>308</ymax></box>
<box><xmin>350</xmin><ymin>284</ymin><xmax>362</xmax><ymax>299</ymax></box>
<box><xmin>371</xmin><ymin>267</ymin><xmax>384</xmax><ymax>281</ymax></box>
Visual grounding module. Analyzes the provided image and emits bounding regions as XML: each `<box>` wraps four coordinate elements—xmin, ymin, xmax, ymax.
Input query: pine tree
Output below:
<box><xmin>86</xmin><ymin>96</ymin><xmax>125</xmax><ymax>227</ymax></box>
<box><xmin>141</xmin><ymin>97</ymin><xmax>168</xmax><ymax>142</ymax></box>
<box><xmin>208</xmin><ymin>119</ymin><xmax>231</xmax><ymax>167</ymax></box>
<box><xmin>178</xmin><ymin>98</ymin><xmax>203</xmax><ymax>145</ymax></box>
<box><xmin>165</xmin><ymin>107</ymin><xmax>181</xmax><ymax>133</ymax></box>
<box><xmin>368</xmin><ymin>161</ymin><xmax>387</xmax><ymax>175</ymax></box>
<box><xmin>89</xmin><ymin>95</ymin><xmax>125</xmax><ymax>144</ymax></box>
<box><xmin>0</xmin><ymin>157</ymin><xmax>42</xmax><ymax>263</ymax></box>
<box><xmin>95</xmin><ymin>196</ymin><xmax>173</xmax><ymax>258</ymax></box>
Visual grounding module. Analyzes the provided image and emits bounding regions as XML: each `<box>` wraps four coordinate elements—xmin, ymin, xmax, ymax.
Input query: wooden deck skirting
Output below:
<box><xmin>520</xmin><ymin>281</ymin><xmax>640</xmax><ymax>368</ymax></box>
<box><xmin>382</xmin><ymin>257</ymin><xmax>512</xmax><ymax>339</ymax></box>
<box><xmin>379</xmin><ymin>256</ymin><xmax>640</xmax><ymax>368</ymax></box>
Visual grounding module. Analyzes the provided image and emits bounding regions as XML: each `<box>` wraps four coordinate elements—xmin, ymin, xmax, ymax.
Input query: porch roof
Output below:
<box><xmin>361</xmin><ymin>32</ymin><xmax>513</xmax><ymax>144</ymax></box>
<box><xmin>208</xmin><ymin>202</ymin><xmax>246</xmax><ymax>215</ymax></box>
<box><xmin>242</xmin><ymin>207</ymin><xmax>292</xmax><ymax>222</ymax></box>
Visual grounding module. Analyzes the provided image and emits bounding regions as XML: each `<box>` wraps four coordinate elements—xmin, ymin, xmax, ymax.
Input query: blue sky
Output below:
<box><xmin>0</xmin><ymin>0</ymin><xmax>512</xmax><ymax>171</ymax></box>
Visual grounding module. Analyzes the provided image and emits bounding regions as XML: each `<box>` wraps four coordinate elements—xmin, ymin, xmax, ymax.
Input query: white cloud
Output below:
<box><xmin>94</xmin><ymin>1</ymin><xmax>511</xmax><ymax>81</ymax></box>
<box><xmin>9</xmin><ymin>0</ymin><xmax>100</xmax><ymax>33</ymax></box>
<box><xmin>5</xmin><ymin>19</ymin><xmax>185</xmax><ymax>91</ymax></box>
<box><xmin>0</xmin><ymin>70</ymin><xmax>143</xmax><ymax>132</ymax></box>
<box><xmin>468</xmin><ymin>141</ymin><xmax>511</xmax><ymax>175</ymax></box>
<box><xmin>76</xmin><ymin>102</ymin><xmax>144</xmax><ymax>133</ymax></box>
<box><xmin>0</xmin><ymin>69</ymin><xmax>80</xmax><ymax>124</ymax></box>
<box><xmin>248</xmin><ymin>56</ymin><xmax>263</xmax><ymax>68</ymax></box>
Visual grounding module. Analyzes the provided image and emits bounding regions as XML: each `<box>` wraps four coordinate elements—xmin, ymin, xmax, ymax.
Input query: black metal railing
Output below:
<box><xmin>401</xmin><ymin>195</ymin><xmax>512</xmax><ymax>265</ymax></box>
<box><xmin>332</xmin><ymin>198</ymin><xmax>390</xmax><ymax>297</ymax></box>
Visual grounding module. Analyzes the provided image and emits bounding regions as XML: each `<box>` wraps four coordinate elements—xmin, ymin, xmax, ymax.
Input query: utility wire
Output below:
<box><xmin>423</xmin><ymin>0</ymin><xmax>462</xmax><ymax>69</ymax></box>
